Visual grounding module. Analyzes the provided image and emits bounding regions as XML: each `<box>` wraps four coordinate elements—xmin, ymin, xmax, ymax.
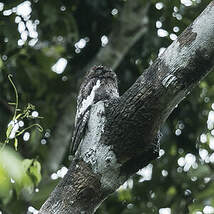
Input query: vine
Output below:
<box><xmin>0</xmin><ymin>74</ymin><xmax>43</xmax><ymax>151</ymax></box>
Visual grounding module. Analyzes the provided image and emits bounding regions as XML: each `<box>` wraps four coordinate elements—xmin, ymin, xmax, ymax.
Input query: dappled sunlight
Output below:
<box><xmin>181</xmin><ymin>0</ymin><xmax>193</xmax><ymax>7</ymax></box>
<box><xmin>161</xmin><ymin>169</ymin><xmax>168</xmax><ymax>177</ymax></box>
<box><xmin>173</xmin><ymin>26</ymin><xmax>180</xmax><ymax>33</ymax></box>
<box><xmin>1</xmin><ymin>0</ymin><xmax>214</xmax><ymax>213</ymax></box>
<box><xmin>169</xmin><ymin>33</ymin><xmax>177</xmax><ymax>41</ymax></box>
<box><xmin>74</xmin><ymin>37</ymin><xmax>89</xmax><ymax>53</ymax></box>
<box><xmin>23</xmin><ymin>131</ymin><xmax>30</xmax><ymax>141</ymax></box>
<box><xmin>101</xmin><ymin>35</ymin><xmax>109</xmax><ymax>47</ymax></box>
<box><xmin>159</xmin><ymin>207</ymin><xmax>171</xmax><ymax>214</ymax></box>
<box><xmin>155</xmin><ymin>2</ymin><xmax>164</xmax><ymax>10</ymax></box>
<box><xmin>203</xmin><ymin>206</ymin><xmax>214</xmax><ymax>214</ymax></box>
<box><xmin>158</xmin><ymin>47</ymin><xmax>166</xmax><ymax>56</ymax></box>
<box><xmin>137</xmin><ymin>164</ymin><xmax>153</xmax><ymax>182</ymax></box>
<box><xmin>195</xmin><ymin>104</ymin><xmax>214</xmax><ymax>165</ymax></box>
<box><xmin>157</xmin><ymin>29</ymin><xmax>169</xmax><ymax>38</ymax></box>
<box><xmin>199</xmin><ymin>148</ymin><xmax>209</xmax><ymax>161</ymax></box>
<box><xmin>40</xmin><ymin>139</ymin><xmax>46</xmax><ymax>145</ymax></box>
<box><xmin>177</xmin><ymin>153</ymin><xmax>197</xmax><ymax>171</ymax></box>
<box><xmin>111</xmin><ymin>8</ymin><xmax>118</xmax><ymax>16</ymax></box>
<box><xmin>208</xmin><ymin>136</ymin><xmax>214</xmax><ymax>150</ymax></box>
<box><xmin>27</xmin><ymin>206</ymin><xmax>39</xmax><ymax>214</ymax></box>
<box><xmin>175</xmin><ymin>128</ymin><xmax>182</xmax><ymax>136</ymax></box>
<box><xmin>159</xmin><ymin>149</ymin><xmax>165</xmax><ymax>157</ymax></box>
<box><xmin>51</xmin><ymin>58</ymin><xmax>67</xmax><ymax>74</ymax></box>
<box><xmin>50</xmin><ymin>166</ymin><xmax>68</xmax><ymax>180</ymax></box>
<box><xmin>200</xmin><ymin>133</ymin><xmax>207</xmax><ymax>143</ymax></box>
<box><xmin>207</xmin><ymin>110</ymin><xmax>214</xmax><ymax>130</ymax></box>
<box><xmin>156</xmin><ymin>20</ymin><xmax>162</xmax><ymax>29</ymax></box>
<box><xmin>75</xmin><ymin>38</ymin><xmax>87</xmax><ymax>49</ymax></box>
<box><xmin>155</xmin><ymin>0</ymin><xmax>201</xmax><ymax>43</ymax></box>
<box><xmin>16</xmin><ymin>1</ymin><xmax>32</xmax><ymax>17</ymax></box>
<box><xmin>117</xmin><ymin>178</ymin><xmax>133</xmax><ymax>191</ymax></box>
<box><xmin>0</xmin><ymin>2</ymin><xmax>3</xmax><ymax>11</ymax></box>
<box><xmin>2</xmin><ymin>0</ymin><xmax>39</xmax><ymax>47</ymax></box>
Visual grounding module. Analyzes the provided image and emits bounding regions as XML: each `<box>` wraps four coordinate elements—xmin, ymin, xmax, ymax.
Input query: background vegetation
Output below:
<box><xmin>0</xmin><ymin>0</ymin><xmax>214</xmax><ymax>213</ymax></box>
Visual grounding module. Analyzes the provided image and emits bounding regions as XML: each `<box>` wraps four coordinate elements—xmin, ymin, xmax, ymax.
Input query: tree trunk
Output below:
<box><xmin>39</xmin><ymin>1</ymin><xmax>214</xmax><ymax>213</ymax></box>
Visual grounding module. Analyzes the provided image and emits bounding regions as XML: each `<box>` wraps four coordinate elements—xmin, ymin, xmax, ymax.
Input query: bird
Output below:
<box><xmin>70</xmin><ymin>65</ymin><xmax>119</xmax><ymax>155</ymax></box>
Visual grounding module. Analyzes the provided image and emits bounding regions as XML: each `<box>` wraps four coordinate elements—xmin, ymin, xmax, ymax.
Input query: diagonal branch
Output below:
<box><xmin>39</xmin><ymin>2</ymin><xmax>214</xmax><ymax>213</ymax></box>
<box><xmin>106</xmin><ymin>0</ymin><xmax>214</xmax><ymax>175</ymax></box>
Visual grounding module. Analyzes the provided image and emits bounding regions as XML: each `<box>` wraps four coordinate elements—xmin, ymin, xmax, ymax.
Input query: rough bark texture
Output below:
<box><xmin>39</xmin><ymin>1</ymin><xmax>214</xmax><ymax>214</ymax></box>
<box><xmin>39</xmin><ymin>160</ymin><xmax>108</xmax><ymax>214</ymax></box>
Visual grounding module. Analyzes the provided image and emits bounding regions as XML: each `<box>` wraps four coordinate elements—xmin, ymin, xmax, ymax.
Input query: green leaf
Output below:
<box><xmin>14</xmin><ymin>138</ymin><xmax>18</xmax><ymax>151</ymax></box>
<box><xmin>19</xmin><ymin>173</ymin><xmax>34</xmax><ymax>196</ymax></box>
<box><xmin>0</xmin><ymin>164</ymin><xmax>12</xmax><ymax>204</ymax></box>
<box><xmin>8</xmin><ymin>102</ymin><xmax>16</xmax><ymax>105</ymax></box>
<box><xmin>117</xmin><ymin>189</ymin><xmax>132</xmax><ymax>202</ymax></box>
<box><xmin>0</xmin><ymin>58</ymin><xmax>3</xmax><ymax>69</ymax></box>
<box><xmin>6</xmin><ymin>124</ymin><xmax>13</xmax><ymax>138</ymax></box>
<box><xmin>22</xmin><ymin>159</ymin><xmax>42</xmax><ymax>186</ymax></box>
<box><xmin>22</xmin><ymin>159</ymin><xmax>33</xmax><ymax>172</ymax></box>
<box><xmin>29</xmin><ymin>160</ymin><xmax>42</xmax><ymax>186</ymax></box>
<box><xmin>15</xmin><ymin>113</ymin><xmax>23</xmax><ymax>120</ymax></box>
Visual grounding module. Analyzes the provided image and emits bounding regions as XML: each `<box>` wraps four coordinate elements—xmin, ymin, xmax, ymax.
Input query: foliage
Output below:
<box><xmin>2</xmin><ymin>75</ymin><xmax>43</xmax><ymax>150</ymax></box>
<box><xmin>0</xmin><ymin>0</ymin><xmax>214</xmax><ymax>213</ymax></box>
<box><xmin>0</xmin><ymin>147</ymin><xmax>41</xmax><ymax>206</ymax></box>
<box><xmin>0</xmin><ymin>74</ymin><xmax>42</xmax><ymax>211</ymax></box>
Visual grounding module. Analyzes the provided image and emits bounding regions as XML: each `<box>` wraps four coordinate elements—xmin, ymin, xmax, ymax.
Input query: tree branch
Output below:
<box><xmin>43</xmin><ymin>94</ymin><xmax>76</xmax><ymax>172</ymax></box>
<box><xmin>105</xmin><ymin>0</ymin><xmax>214</xmax><ymax>175</ymax></box>
<box><xmin>39</xmin><ymin>1</ymin><xmax>214</xmax><ymax>213</ymax></box>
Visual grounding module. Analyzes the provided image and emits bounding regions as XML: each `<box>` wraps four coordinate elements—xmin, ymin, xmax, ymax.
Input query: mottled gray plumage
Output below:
<box><xmin>70</xmin><ymin>65</ymin><xmax>119</xmax><ymax>155</ymax></box>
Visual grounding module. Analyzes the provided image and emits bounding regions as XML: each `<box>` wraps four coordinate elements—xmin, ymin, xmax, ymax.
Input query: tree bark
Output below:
<box><xmin>39</xmin><ymin>1</ymin><xmax>214</xmax><ymax>213</ymax></box>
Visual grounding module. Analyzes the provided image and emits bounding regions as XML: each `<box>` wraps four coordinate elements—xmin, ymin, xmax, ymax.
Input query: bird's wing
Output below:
<box><xmin>70</xmin><ymin>108</ymin><xmax>90</xmax><ymax>155</ymax></box>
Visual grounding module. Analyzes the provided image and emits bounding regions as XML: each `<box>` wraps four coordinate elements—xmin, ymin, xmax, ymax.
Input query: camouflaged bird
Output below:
<box><xmin>70</xmin><ymin>65</ymin><xmax>119</xmax><ymax>155</ymax></box>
